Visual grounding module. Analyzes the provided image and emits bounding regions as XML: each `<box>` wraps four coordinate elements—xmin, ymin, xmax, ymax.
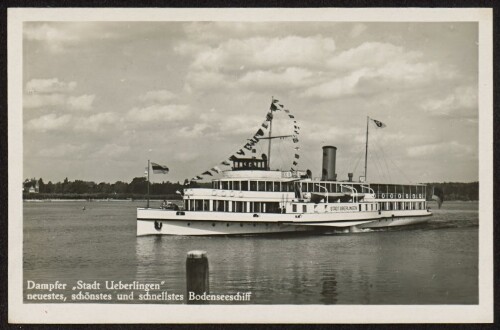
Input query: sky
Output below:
<box><xmin>22</xmin><ymin>21</ymin><xmax>479</xmax><ymax>184</ymax></box>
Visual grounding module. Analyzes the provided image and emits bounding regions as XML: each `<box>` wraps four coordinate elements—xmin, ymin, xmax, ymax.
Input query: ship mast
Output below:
<box><xmin>259</xmin><ymin>96</ymin><xmax>294</xmax><ymax>171</ymax></box>
<box><xmin>364</xmin><ymin>116</ymin><xmax>369</xmax><ymax>181</ymax></box>
<box><xmin>267</xmin><ymin>96</ymin><xmax>274</xmax><ymax>170</ymax></box>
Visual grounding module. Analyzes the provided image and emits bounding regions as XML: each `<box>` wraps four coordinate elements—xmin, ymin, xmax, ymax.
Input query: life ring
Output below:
<box><xmin>154</xmin><ymin>221</ymin><xmax>163</xmax><ymax>230</ymax></box>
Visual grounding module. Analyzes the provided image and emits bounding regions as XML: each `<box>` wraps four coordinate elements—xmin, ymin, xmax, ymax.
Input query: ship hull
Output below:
<box><xmin>137</xmin><ymin>218</ymin><xmax>316</xmax><ymax>236</ymax></box>
<box><xmin>136</xmin><ymin>208</ymin><xmax>432</xmax><ymax>236</ymax></box>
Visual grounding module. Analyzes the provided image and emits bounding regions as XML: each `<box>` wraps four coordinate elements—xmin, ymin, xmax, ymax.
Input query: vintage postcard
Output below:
<box><xmin>8</xmin><ymin>7</ymin><xmax>493</xmax><ymax>323</ymax></box>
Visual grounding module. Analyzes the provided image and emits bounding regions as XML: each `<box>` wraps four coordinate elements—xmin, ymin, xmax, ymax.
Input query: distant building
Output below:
<box><xmin>23</xmin><ymin>178</ymin><xmax>39</xmax><ymax>193</ymax></box>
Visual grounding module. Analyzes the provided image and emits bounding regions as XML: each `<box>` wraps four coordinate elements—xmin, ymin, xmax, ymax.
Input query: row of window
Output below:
<box><xmin>380</xmin><ymin>201</ymin><xmax>426</xmax><ymax>210</ymax></box>
<box><xmin>184</xmin><ymin>199</ymin><xmax>281</xmax><ymax>213</ymax></box>
<box><xmin>371</xmin><ymin>184</ymin><xmax>427</xmax><ymax>196</ymax></box>
<box><xmin>184</xmin><ymin>199</ymin><xmax>426</xmax><ymax>213</ymax></box>
<box><xmin>212</xmin><ymin>180</ymin><xmax>372</xmax><ymax>194</ymax></box>
<box><xmin>211</xmin><ymin>180</ymin><xmax>426</xmax><ymax>197</ymax></box>
<box><xmin>376</xmin><ymin>193</ymin><xmax>424</xmax><ymax>200</ymax></box>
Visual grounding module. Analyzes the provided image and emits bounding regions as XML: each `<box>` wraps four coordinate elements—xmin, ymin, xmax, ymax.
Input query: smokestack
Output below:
<box><xmin>321</xmin><ymin>146</ymin><xmax>337</xmax><ymax>181</ymax></box>
<box><xmin>348</xmin><ymin>173</ymin><xmax>353</xmax><ymax>182</ymax></box>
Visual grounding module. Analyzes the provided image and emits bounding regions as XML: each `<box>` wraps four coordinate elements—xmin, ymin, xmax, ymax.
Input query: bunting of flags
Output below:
<box><xmin>183</xmin><ymin>98</ymin><xmax>301</xmax><ymax>184</ymax></box>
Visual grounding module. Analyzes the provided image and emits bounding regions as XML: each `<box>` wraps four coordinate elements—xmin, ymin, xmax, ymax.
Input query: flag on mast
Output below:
<box><xmin>151</xmin><ymin>162</ymin><xmax>169</xmax><ymax>174</ymax></box>
<box><xmin>432</xmin><ymin>186</ymin><xmax>444</xmax><ymax>209</ymax></box>
<box><xmin>370</xmin><ymin>118</ymin><xmax>387</xmax><ymax>128</ymax></box>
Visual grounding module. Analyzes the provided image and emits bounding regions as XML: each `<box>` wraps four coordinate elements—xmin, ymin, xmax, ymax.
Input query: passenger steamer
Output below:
<box><xmin>137</xmin><ymin>102</ymin><xmax>432</xmax><ymax>236</ymax></box>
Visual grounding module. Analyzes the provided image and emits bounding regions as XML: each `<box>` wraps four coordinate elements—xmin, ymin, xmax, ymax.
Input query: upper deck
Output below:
<box><xmin>208</xmin><ymin>171</ymin><xmax>427</xmax><ymax>200</ymax></box>
<box><xmin>203</xmin><ymin>156</ymin><xmax>427</xmax><ymax>200</ymax></box>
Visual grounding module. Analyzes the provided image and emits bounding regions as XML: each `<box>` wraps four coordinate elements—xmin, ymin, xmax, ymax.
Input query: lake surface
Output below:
<box><xmin>23</xmin><ymin>200</ymin><xmax>478</xmax><ymax>304</ymax></box>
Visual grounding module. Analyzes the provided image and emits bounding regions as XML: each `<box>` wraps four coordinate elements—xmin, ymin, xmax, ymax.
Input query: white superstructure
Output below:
<box><xmin>137</xmin><ymin>159</ymin><xmax>431</xmax><ymax>236</ymax></box>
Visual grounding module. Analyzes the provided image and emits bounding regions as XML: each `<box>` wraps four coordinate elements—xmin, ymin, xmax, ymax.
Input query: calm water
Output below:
<box><xmin>23</xmin><ymin>200</ymin><xmax>478</xmax><ymax>304</ymax></box>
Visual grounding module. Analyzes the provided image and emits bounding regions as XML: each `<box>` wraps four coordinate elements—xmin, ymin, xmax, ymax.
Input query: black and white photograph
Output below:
<box><xmin>8</xmin><ymin>8</ymin><xmax>493</xmax><ymax>323</ymax></box>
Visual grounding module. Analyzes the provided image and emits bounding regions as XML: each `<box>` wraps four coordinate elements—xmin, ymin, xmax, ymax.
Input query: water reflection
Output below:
<box><xmin>320</xmin><ymin>270</ymin><xmax>337</xmax><ymax>304</ymax></box>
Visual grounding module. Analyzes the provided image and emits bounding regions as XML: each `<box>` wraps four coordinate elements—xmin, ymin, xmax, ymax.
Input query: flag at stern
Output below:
<box><xmin>151</xmin><ymin>162</ymin><xmax>169</xmax><ymax>174</ymax></box>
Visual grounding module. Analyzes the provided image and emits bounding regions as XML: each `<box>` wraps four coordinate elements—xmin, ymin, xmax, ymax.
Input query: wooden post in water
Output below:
<box><xmin>186</xmin><ymin>250</ymin><xmax>209</xmax><ymax>303</ymax></box>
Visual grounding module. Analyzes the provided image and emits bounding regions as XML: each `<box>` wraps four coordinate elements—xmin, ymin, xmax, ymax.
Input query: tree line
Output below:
<box><xmin>22</xmin><ymin>177</ymin><xmax>209</xmax><ymax>200</ymax></box>
<box><xmin>424</xmin><ymin>182</ymin><xmax>478</xmax><ymax>202</ymax></box>
<box><xmin>23</xmin><ymin>177</ymin><xmax>479</xmax><ymax>201</ymax></box>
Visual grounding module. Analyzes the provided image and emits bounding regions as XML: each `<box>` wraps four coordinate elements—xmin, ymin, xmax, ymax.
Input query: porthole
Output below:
<box><xmin>240</xmin><ymin>223</ymin><xmax>243</xmax><ymax>227</ymax></box>
<box><xmin>187</xmin><ymin>223</ymin><xmax>191</xmax><ymax>226</ymax></box>
<box><xmin>212</xmin><ymin>223</ymin><xmax>216</xmax><ymax>227</ymax></box>
<box><xmin>253</xmin><ymin>224</ymin><xmax>256</xmax><ymax>227</ymax></box>
<box><xmin>226</xmin><ymin>223</ymin><xmax>230</xmax><ymax>227</ymax></box>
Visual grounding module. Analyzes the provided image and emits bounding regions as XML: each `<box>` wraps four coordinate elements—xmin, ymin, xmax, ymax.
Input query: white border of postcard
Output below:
<box><xmin>8</xmin><ymin>7</ymin><xmax>493</xmax><ymax>324</ymax></box>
